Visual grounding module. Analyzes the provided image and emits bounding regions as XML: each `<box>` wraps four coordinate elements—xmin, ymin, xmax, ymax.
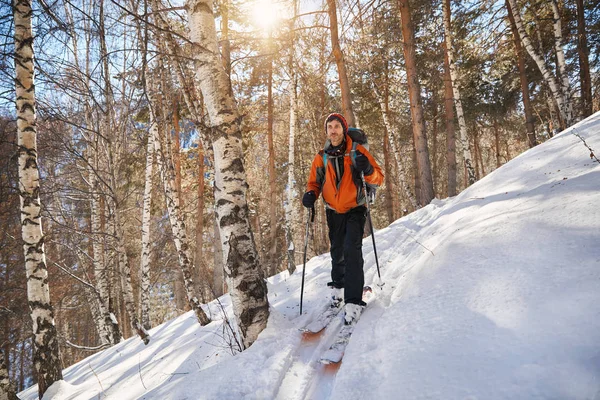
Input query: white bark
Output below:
<box><xmin>442</xmin><ymin>0</ymin><xmax>476</xmax><ymax>186</ymax></box>
<box><xmin>13</xmin><ymin>0</ymin><xmax>63</xmax><ymax>395</ymax></box>
<box><xmin>70</xmin><ymin>0</ymin><xmax>121</xmax><ymax>344</ymax></box>
<box><xmin>139</xmin><ymin>125</ymin><xmax>154</xmax><ymax>330</ymax></box>
<box><xmin>373</xmin><ymin>84</ymin><xmax>418</xmax><ymax>209</ymax></box>
<box><xmin>0</xmin><ymin>350</ymin><xmax>17</xmax><ymax>400</ymax></box>
<box><xmin>285</xmin><ymin>10</ymin><xmax>299</xmax><ymax>274</ymax></box>
<box><xmin>506</xmin><ymin>0</ymin><xmax>572</xmax><ymax>128</ymax></box>
<box><xmin>187</xmin><ymin>0</ymin><xmax>269</xmax><ymax>348</ymax></box>
<box><xmin>148</xmin><ymin>95</ymin><xmax>211</xmax><ymax>325</ymax></box>
<box><xmin>550</xmin><ymin>0</ymin><xmax>573</xmax><ymax>125</ymax></box>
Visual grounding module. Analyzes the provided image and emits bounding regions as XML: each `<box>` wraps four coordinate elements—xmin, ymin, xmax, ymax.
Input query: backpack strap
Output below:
<box><xmin>323</xmin><ymin>153</ymin><xmax>328</xmax><ymax>170</ymax></box>
<box><xmin>350</xmin><ymin>142</ymin><xmax>358</xmax><ymax>168</ymax></box>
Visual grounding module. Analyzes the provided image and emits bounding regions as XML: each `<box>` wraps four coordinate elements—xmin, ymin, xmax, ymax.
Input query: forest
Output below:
<box><xmin>0</xmin><ymin>0</ymin><xmax>598</xmax><ymax>397</ymax></box>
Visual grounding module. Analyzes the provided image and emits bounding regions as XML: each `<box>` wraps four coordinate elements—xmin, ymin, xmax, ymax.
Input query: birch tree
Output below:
<box><xmin>442</xmin><ymin>0</ymin><xmax>476</xmax><ymax>187</ymax></box>
<box><xmin>373</xmin><ymin>83</ymin><xmax>418</xmax><ymax>210</ymax></box>
<box><xmin>13</xmin><ymin>0</ymin><xmax>63</xmax><ymax>395</ymax></box>
<box><xmin>285</xmin><ymin>0</ymin><xmax>299</xmax><ymax>274</ymax></box>
<box><xmin>139</xmin><ymin>121</ymin><xmax>154</xmax><ymax>330</ymax></box>
<box><xmin>63</xmin><ymin>0</ymin><xmax>122</xmax><ymax>346</ymax></box>
<box><xmin>146</xmin><ymin>70</ymin><xmax>211</xmax><ymax>326</ymax></box>
<box><xmin>0</xmin><ymin>350</ymin><xmax>18</xmax><ymax>400</ymax></box>
<box><xmin>187</xmin><ymin>0</ymin><xmax>270</xmax><ymax>348</ymax></box>
<box><xmin>506</xmin><ymin>0</ymin><xmax>573</xmax><ymax>129</ymax></box>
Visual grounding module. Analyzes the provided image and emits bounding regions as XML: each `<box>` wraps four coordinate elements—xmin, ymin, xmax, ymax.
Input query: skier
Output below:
<box><xmin>302</xmin><ymin>113</ymin><xmax>384</xmax><ymax>325</ymax></box>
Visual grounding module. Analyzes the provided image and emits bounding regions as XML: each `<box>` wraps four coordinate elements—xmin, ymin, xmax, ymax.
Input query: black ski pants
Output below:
<box><xmin>326</xmin><ymin>206</ymin><xmax>367</xmax><ymax>305</ymax></box>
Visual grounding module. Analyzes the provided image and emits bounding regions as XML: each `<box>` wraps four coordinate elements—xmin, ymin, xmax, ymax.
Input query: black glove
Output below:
<box><xmin>302</xmin><ymin>191</ymin><xmax>316</xmax><ymax>208</ymax></box>
<box><xmin>354</xmin><ymin>151</ymin><xmax>374</xmax><ymax>175</ymax></box>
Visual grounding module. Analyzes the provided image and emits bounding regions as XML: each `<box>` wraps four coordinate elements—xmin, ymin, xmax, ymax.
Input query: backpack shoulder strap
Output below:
<box><xmin>350</xmin><ymin>142</ymin><xmax>358</xmax><ymax>168</ymax></box>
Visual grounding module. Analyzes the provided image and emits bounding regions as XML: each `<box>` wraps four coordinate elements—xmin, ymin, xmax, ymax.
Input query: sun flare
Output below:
<box><xmin>251</xmin><ymin>0</ymin><xmax>280</xmax><ymax>31</ymax></box>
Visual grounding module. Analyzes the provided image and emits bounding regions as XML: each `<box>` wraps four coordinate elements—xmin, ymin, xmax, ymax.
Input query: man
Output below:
<box><xmin>302</xmin><ymin>113</ymin><xmax>384</xmax><ymax>324</ymax></box>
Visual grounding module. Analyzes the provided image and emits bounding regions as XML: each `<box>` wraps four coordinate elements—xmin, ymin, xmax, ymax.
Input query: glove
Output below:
<box><xmin>302</xmin><ymin>191</ymin><xmax>316</xmax><ymax>208</ymax></box>
<box><xmin>354</xmin><ymin>151</ymin><xmax>374</xmax><ymax>175</ymax></box>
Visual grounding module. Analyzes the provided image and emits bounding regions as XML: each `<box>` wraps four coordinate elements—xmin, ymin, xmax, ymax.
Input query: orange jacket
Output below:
<box><xmin>306</xmin><ymin>136</ymin><xmax>384</xmax><ymax>214</ymax></box>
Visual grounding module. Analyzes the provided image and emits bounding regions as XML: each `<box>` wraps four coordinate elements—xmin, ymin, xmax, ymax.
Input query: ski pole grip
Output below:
<box><xmin>310</xmin><ymin>207</ymin><xmax>315</xmax><ymax>222</ymax></box>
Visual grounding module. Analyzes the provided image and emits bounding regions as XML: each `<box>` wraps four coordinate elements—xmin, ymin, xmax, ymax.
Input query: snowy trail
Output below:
<box><xmin>274</xmin><ymin>316</ymin><xmax>344</xmax><ymax>400</ymax></box>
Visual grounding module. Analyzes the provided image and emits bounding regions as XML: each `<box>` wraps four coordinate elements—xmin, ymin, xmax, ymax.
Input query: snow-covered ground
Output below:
<box><xmin>20</xmin><ymin>112</ymin><xmax>600</xmax><ymax>400</ymax></box>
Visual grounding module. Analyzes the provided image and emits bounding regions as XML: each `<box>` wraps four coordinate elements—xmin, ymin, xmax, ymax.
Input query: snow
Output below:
<box><xmin>19</xmin><ymin>112</ymin><xmax>600</xmax><ymax>399</ymax></box>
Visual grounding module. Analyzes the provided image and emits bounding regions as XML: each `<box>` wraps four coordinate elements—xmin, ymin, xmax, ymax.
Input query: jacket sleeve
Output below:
<box><xmin>306</xmin><ymin>152</ymin><xmax>325</xmax><ymax>198</ymax></box>
<box><xmin>357</xmin><ymin>144</ymin><xmax>384</xmax><ymax>186</ymax></box>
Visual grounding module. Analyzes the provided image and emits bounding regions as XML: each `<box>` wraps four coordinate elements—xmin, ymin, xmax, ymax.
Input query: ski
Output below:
<box><xmin>299</xmin><ymin>297</ymin><xmax>343</xmax><ymax>334</ymax></box>
<box><xmin>319</xmin><ymin>286</ymin><xmax>374</xmax><ymax>364</ymax></box>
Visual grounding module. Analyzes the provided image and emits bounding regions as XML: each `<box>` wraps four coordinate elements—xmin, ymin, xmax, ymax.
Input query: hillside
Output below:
<box><xmin>20</xmin><ymin>112</ymin><xmax>600</xmax><ymax>400</ymax></box>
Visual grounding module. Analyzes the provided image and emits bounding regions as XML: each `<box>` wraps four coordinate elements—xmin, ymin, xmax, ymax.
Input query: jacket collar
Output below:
<box><xmin>323</xmin><ymin>134</ymin><xmax>352</xmax><ymax>155</ymax></box>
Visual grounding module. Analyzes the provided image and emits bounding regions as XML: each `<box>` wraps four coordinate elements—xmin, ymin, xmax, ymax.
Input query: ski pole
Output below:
<box><xmin>361</xmin><ymin>172</ymin><xmax>383</xmax><ymax>288</ymax></box>
<box><xmin>300</xmin><ymin>206</ymin><xmax>315</xmax><ymax>315</ymax></box>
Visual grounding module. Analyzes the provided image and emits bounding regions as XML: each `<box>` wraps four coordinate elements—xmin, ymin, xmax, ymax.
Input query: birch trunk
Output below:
<box><xmin>139</xmin><ymin>124</ymin><xmax>154</xmax><ymax>330</ymax></box>
<box><xmin>187</xmin><ymin>0</ymin><xmax>269</xmax><ymax>348</ymax></box>
<box><xmin>399</xmin><ymin>0</ymin><xmax>435</xmax><ymax>206</ymax></box>
<box><xmin>284</xmin><ymin>0</ymin><xmax>299</xmax><ymax>274</ymax></box>
<box><xmin>506</xmin><ymin>0</ymin><xmax>537</xmax><ymax>148</ymax></box>
<box><xmin>442</xmin><ymin>0</ymin><xmax>476</xmax><ymax>187</ymax></box>
<box><xmin>196</xmin><ymin>138</ymin><xmax>207</xmax><ymax>296</ymax></box>
<box><xmin>89</xmin><ymin>162</ymin><xmax>122</xmax><ymax>345</ymax></box>
<box><xmin>550</xmin><ymin>0</ymin><xmax>573</xmax><ymax>127</ymax></box>
<box><xmin>99</xmin><ymin>0</ymin><xmax>149</xmax><ymax>344</ymax></box>
<box><xmin>0</xmin><ymin>350</ymin><xmax>18</xmax><ymax>400</ymax></box>
<box><xmin>373</xmin><ymin>83</ymin><xmax>418</xmax><ymax>209</ymax></box>
<box><xmin>326</xmin><ymin>0</ymin><xmax>355</xmax><ymax>126</ymax></box>
<box><xmin>13</xmin><ymin>0</ymin><xmax>63</xmax><ymax>395</ymax></box>
<box><xmin>150</xmin><ymin>107</ymin><xmax>211</xmax><ymax>325</ymax></box>
<box><xmin>267</xmin><ymin>50</ymin><xmax>278</xmax><ymax>277</ymax></box>
<box><xmin>506</xmin><ymin>0</ymin><xmax>572</xmax><ymax>128</ymax></box>
<box><xmin>112</xmin><ymin>201</ymin><xmax>150</xmax><ymax>344</ymax></box>
<box><xmin>68</xmin><ymin>0</ymin><xmax>121</xmax><ymax>344</ymax></box>
<box><xmin>442</xmin><ymin>41</ymin><xmax>458</xmax><ymax>196</ymax></box>
<box><xmin>576</xmin><ymin>0</ymin><xmax>593</xmax><ymax>118</ymax></box>
<box><xmin>285</xmin><ymin>57</ymin><xmax>298</xmax><ymax>274</ymax></box>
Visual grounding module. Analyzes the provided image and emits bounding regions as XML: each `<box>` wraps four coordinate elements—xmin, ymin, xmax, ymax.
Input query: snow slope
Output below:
<box><xmin>20</xmin><ymin>112</ymin><xmax>600</xmax><ymax>399</ymax></box>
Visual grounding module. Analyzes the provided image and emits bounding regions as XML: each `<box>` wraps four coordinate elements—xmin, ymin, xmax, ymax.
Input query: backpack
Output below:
<box><xmin>322</xmin><ymin>127</ymin><xmax>377</xmax><ymax>204</ymax></box>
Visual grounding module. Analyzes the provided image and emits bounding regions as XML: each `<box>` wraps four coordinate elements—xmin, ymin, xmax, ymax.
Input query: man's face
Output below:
<box><xmin>327</xmin><ymin>119</ymin><xmax>345</xmax><ymax>147</ymax></box>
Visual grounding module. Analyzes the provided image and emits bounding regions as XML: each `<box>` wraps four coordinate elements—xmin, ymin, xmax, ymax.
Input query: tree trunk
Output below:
<box><xmin>139</xmin><ymin>122</ymin><xmax>154</xmax><ymax>330</ymax></box>
<box><xmin>442</xmin><ymin>41</ymin><xmax>458</xmax><ymax>196</ymax></box>
<box><xmin>442</xmin><ymin>0</ymin><xmax>476</xmax><ymax>187</ymax></box>
<box><xmin>196</xmin><ymin>139</ymin><xmax>209</xmax><ymax>300</ymax></box>
<box><xmin>550</xmin><ymin>0</ymin><xmax>573</xmax><ymax>128</ymax></box>
<box><xmin>398</xmin><ymin>0</ymin><xmax>435</xmax><ymax>206</ymax></box>
<box><xmin>373</xmin><ymin>82</ymin><xmax>418</xmax><ymax>210</ymax></box>
<box><xmin>212</xmin><ymin>212</ymin><xmax>225</xmax><ymax>296</ymax></box>
<box><xmin>506</xmin><ymin>0</ymin><xmax>572</xmax><ymax>128</ymax></box>
<box><xmin>327</xmin><ymin>0</ymin><xmax>355</xmax><ymax>126</ymax></box>
<box><xmin>150</xmin><ymin>101</ymin><xmax>211</xmax><ymax>326</ymax></box>
<box><xmin>13</xmin><ymin>0</ymin><xmax>63</xmax><ymax>395</ymax></box>
<box><xmin>187</xmin><ymin>0</ymin><xmax>270</xmax><ymax>348</ymax></box>
<box><xmin>267</xmin><ymin>49</ymin><xmax>278</xmax><ymax>277</ymax></box>
<box><xmin>575</xmin><ymin>0</ymin><xmax>592</xmax><ymax>118</ymax></box>
<box><xmin>89</xmin><ymin>138</ymin><xmax>122</xmax><ymax>346</ymax></box>
<box><xmin>0</xmin><ymin>350</ymin><xmax>18</xmax><ymax>400</ymax></box>
<box><xmin>506</xmin><ymin>0</ymin><xmax>537</xmax><ymax>148</ymax></box>
<box><xmin>494</xmin><ymin>119</ymin><xmax>502</xmax><ymax>168</ymax></box>
<box><xmin>285</xmin><ymin>1</ymin><xmax>299</xmax><ymax>275</ymax></box>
